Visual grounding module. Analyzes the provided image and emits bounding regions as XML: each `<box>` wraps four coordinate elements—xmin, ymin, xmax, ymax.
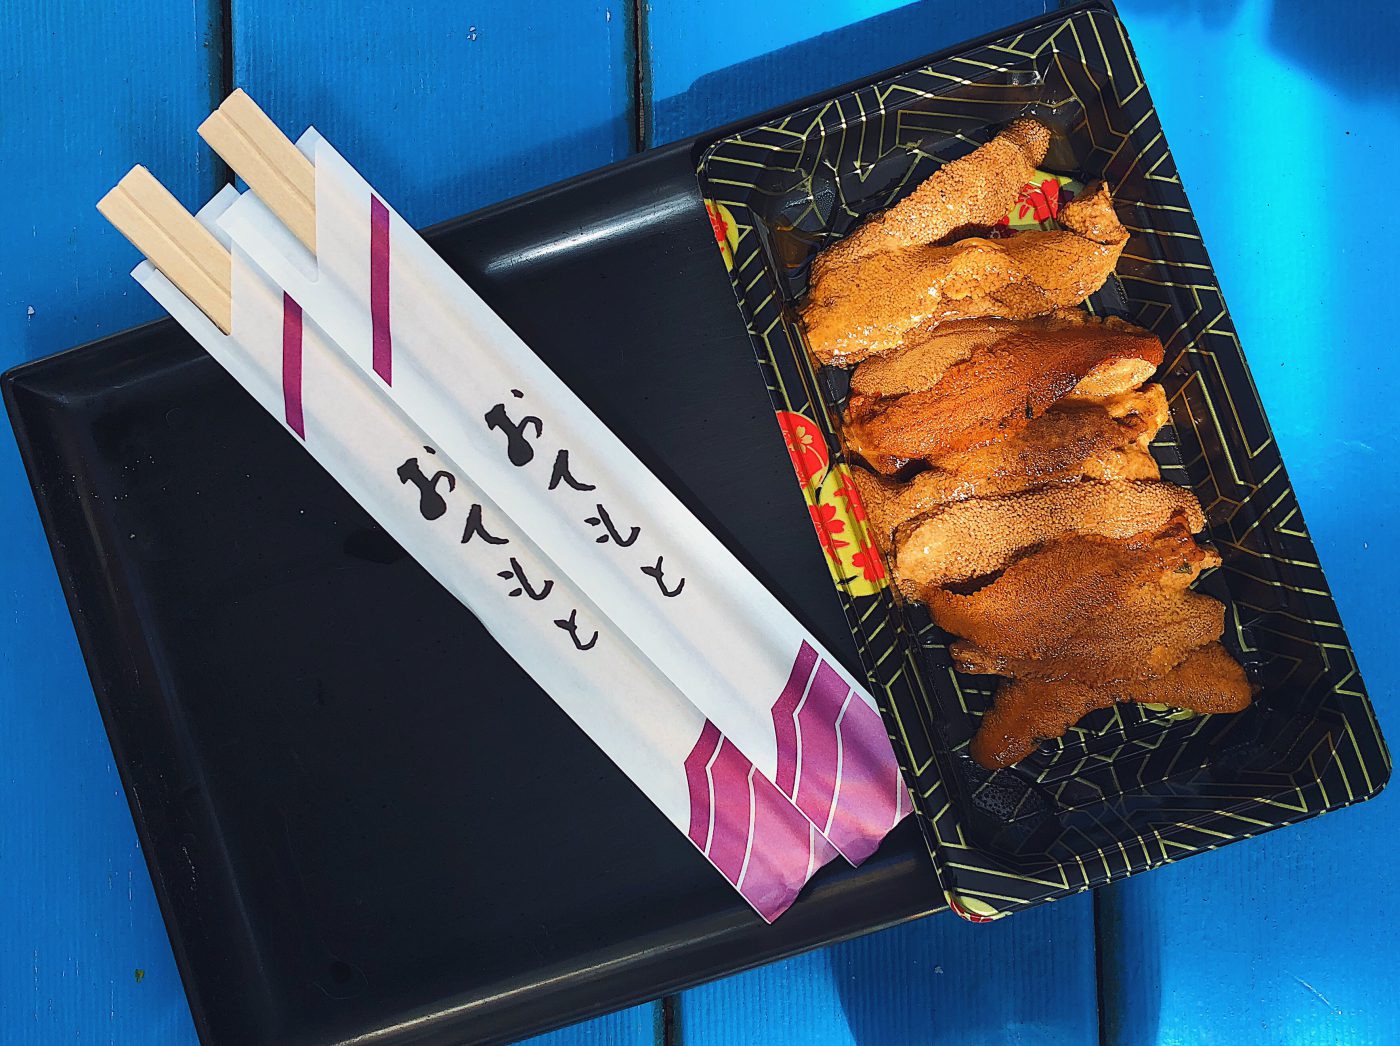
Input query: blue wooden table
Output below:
<box><xmin>2</xmin><ymin>1</ymin><xmax>1395</xmax><ymax>1042</ymax></box>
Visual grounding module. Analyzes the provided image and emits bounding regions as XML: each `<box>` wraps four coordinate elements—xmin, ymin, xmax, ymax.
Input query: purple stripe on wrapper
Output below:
<box><xmin>684</xmin><ymin>720</ymin><xmax>723</xmax><ymax>849</ymax></box>
<box><xmin>771</xmin><ymin>642</ymin><xmax>817</xmax><ymax>794</ymax></box>
<box><xmin>828</xmin><ymin>693</ymin><xmax>904</xmax><ymax>864</ymax></box>
<box><xmin>370</xmin><ymin>196</ymin><xmax>392</xmax><ymax>386</ymax></box>
<box><xmin>703</xmin><ymin>737</ymin><xmax>757</xmax><ymax>883</ymax></box>
<box><xmin>743</xmin><ymin>768</ymin><xmax>839</xmax><ymax>921</ymax></box>
<box><xmin>770</xmin><ymin>642</ymin><xmax>908</xmax><ymax>865</ymax></box>
<box><xmin>281</xmin><ymin>294</ymin><xmax>305</xmax><ymax>439</ymax></box>
<box><xmin>682</xmin><ymin>721</ymin><xmax>831</xmax><ymax>922</ymax></box>
<box><xmin>793</xmin><ymin>659</ymin><xmax>848</xmax><ymax>831</ymax></box>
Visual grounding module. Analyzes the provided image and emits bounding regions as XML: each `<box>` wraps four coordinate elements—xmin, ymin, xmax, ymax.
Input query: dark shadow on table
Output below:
<box><xmin>1095</xmin><ymin>890</ymin><xmax>1163</xmax><ymax>1046</ymax></box>
<box><xmin>650</xmin><ymin>0</ymin><xmax>1399</xmax><ymax>149</ymax></box>
<box><xmin>1129</xmin><ymin>0</ymin><xmax>1399</xmax><ymax>103</ymax></box>
<box><xmin>829</xmin><ymin>900</ymin><xmax>1102</xmax><ymax>1045</ymax></box>
<box><xmin>647</xmin><ymin>0</ymin><xmax>1051</xmax><ymax>146</ymax></box>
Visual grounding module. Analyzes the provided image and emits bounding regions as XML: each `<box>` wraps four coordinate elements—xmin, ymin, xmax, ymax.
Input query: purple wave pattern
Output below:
<box><xmin>683</xmin><ymin>721</ymin><xmax>837</xmax><ymax>922</ymax></box>
<box><xmin>770</xmin><ymin>641</ymin><xmax>908</xmax><ymax>864</ymax></box>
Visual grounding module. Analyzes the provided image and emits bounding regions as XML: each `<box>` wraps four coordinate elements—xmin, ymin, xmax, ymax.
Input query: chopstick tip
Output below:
<box><xmin>196</xmin><ymin>109</ymin><xmax>225</xmax><ymax>141</ymax></box>
<box><xmin>202</xmin><ymin>88</ymin><xmax>254</xmax><ymax>140</ymax></box>
<box><xmin>96</xmin><ymin>167</ymin><xmax>145</xmax><ymax>215</ymax></box>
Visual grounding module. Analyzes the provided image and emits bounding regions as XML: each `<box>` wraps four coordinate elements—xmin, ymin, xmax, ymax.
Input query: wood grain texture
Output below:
<box><xmin>97</xmin><ymin>166</ymin><xmax>233</xmax><ymax>332</ymax></box>
<box><xmin>0</xmin><ymin>1</ymin><xmax>225</xmax><ymax>363</ymax></box>
<box><xmin>640</xmin><ymin>0</ymin><xmax>1050</xmax><ymax>145</ymax></box>
<box><xmin>231</xmin><ymin>0</ymin><xmax>636</xmax><ymax>228</ymax></box>
<box><xmin>0</xmin><ymin>2</ymin><xmax>221</xmax><ymax>1041</ymax></box>
<box><xmin>199</xmin><ymin>89</ymin><xmax>319</xmax><ymax>253</ymax></box>
<box><xmin>678</xmin><ymin>898</ymin><xmax>1098</xmax><ymax>1045</ymax></box>
<box><xmin>1099</xmin><ymin>3</ymin><xmax>1400</xmax><ymax>1044</ymax></box>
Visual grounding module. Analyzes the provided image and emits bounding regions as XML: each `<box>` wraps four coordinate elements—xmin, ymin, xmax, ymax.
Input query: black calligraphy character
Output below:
<box><xmin>484</xmin><ymin>390</ymin><xmax>543</xmax><ymax>466</ymax></box>
<box><xmin>397</xmin><ymin>448</ymin><xmax>456</xmax><ymax>520</ymax></box>
<box><xmin>460</xmin><ymin>503</ymin><xmax>508</xmax><ymax>545</ymax></box>
<box><xmin>641</xmin><ymin>556</ymin><xmax>685</xmax><ymax>597</ymax></box>
<box><xmin>496</xmin><ymin>557</ymin><xmax>554</xmax><ymax>600</ymax></box>
<box><xmin>548</xmin><ymin>448</ymin><xmax>595</xmax><ymax>492</ymax></box>
<box><xmin>584</xmin><ymin>504</ymin><xmax>640</xmax><ymax>547</ymax></box>
<box><xmin>553</xmin><ymin>609</ymin><xmax>599</xmax><ymax>651</ymax></box>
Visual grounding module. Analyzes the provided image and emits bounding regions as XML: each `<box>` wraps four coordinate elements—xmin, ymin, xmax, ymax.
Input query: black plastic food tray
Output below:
<box><xmin>698</xmin><ymin>1</ymin><xmax>1390</xmax><ymax>919</ymax></box>
<box><xmin>3</xmin><ymin>140</ymin><xmax>946</xmax><ymax>1045</ymax></box>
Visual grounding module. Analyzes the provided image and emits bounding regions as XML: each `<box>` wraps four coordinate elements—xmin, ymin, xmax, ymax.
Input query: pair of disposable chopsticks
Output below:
<box><xmin>96</xmin><ymin>90</ymin><xmax>314</xmax><ymax>332</ymax></box>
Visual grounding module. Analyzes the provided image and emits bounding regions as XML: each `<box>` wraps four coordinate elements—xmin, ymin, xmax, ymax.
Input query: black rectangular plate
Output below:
<box><xmin>3</xmin><ymin>140</ymin><xmax>943</xmax><ymax>1046</ymax></box>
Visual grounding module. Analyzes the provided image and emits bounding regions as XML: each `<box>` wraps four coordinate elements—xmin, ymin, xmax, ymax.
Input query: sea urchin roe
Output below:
<box><xmin>893</xmin><ymin>479</ymin><xmax>1206</xmax><ymax>589</ymax></box>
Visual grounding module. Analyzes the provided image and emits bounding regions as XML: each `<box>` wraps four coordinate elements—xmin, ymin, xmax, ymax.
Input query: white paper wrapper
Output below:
<box><xmin>132</xmin><ymin>186</ymin><xmax>840</xmax><ymax>922</ymax></box>
<box><xmin>217</xmin><ymin>131</ymin><xmax>910</xmax><ymax>862</ymax></box>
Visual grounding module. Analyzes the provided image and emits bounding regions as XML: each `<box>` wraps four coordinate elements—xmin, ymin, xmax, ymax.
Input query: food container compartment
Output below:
<box><xmin>698</xmin><ymin>0</ymin><xmax>1390</xmax><ymax>918</ymax></box>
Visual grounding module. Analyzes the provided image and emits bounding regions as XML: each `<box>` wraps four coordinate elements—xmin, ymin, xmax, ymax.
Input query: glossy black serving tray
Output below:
<box><xmin>3</xmin><ymin>140</ymin><xmax>945</xmax><ymax>1046</ymax></box>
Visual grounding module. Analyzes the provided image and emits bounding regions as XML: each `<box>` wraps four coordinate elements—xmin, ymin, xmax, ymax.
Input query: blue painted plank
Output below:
<box><xmin>641</xmin><ymin>0</ymin><xmax>1052</xmax><ymax>145</ymax></box>
<box><xmin>1100</xmin><ymin>2</ymin><xmax>1400</xmax><ymax>1044</ymax></box>
<box><xmin>0</xmin><ymin>4</ymin><xmax>224</xmax><ymax>362</ymax></box>
<box><xmin>519</xmin><ymin>1005</ymin><xmax>658</xmax><ymax>1046</ymax></box>
<box><xmin>232</xmin><ymin>0</ymin><xmax>636</xmax><ymax>228</ymax></box>
<box><xmin>0</xmin><ymin>2</ymin><xmax>221</xmax><ymax>1042</ymax></box>
<box><xmin>679</xmin><ymin>898</ymin><xmax>1099</xmax><ymax>1045</ymax></box>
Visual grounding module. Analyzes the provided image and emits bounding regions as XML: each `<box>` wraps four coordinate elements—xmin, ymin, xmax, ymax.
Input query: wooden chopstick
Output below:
<box><xmin>97</xmin><ymin>166</ymin><xmax>232</xmax><ymax>333</ymax></box>
<box><xmin>199</xmin><ymin>89</ymin><xmax>317</xmax><ymax>254</ymax></box>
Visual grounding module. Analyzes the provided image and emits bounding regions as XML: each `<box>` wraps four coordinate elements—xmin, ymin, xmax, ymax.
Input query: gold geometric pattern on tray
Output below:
<box><xmin>698</xmin><ymin>5</ymin><xmax>1389</xmax><ymax>918</ymax></box>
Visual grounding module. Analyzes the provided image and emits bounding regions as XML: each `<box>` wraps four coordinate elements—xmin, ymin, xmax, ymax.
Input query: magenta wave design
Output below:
<box><xmin>685</xmin><ymin>721</ymin><xmax>723</xmax><ymax>847</ymax></box>
<box><xmin>770</xmin><ymin>641</ymin><xmax>908</xmax><ymax>865</ymax></box>
<box><xmin>703</xmin><ymin>739</ymin><xmax>752</xmax><ymax>882</ymax></box>
<box><xmin>682</xmin><ymin>720</ymin><xmax>834</xmax><ymax>922</ymax></box>
<box><xmin>370</xmin><ymin>195</ymin><xmax>392</xmax><ymax>386</ymax></box>
<box><xmin>770</xmin><ymin>643</ymin><xmax>816</xmax><ymax>794</ymax></box>
<box><xmin>829</xmin><ymin>691</ymin><xmax>906</xmax><ymax>863</ymax></box>
<box><xmin>281</xmin><ymin>294</ymin><xmax>305</xmax><ymax>439</ymax></box>
<box><xmin>795</xmin><ymin>659</ymin><xmax>847</xmax><ymax>829</ymax></box>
